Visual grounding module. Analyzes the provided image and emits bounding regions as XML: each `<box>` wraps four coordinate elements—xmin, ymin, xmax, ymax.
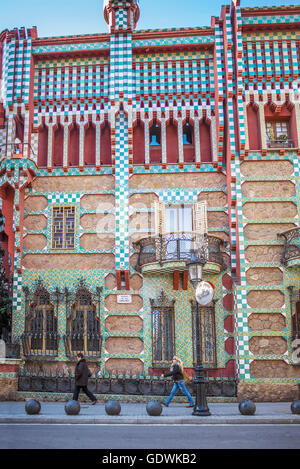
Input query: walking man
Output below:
<box><xmin>73</xmin><ymin>352</ymin><xmax>97</xmax><ymax>404</ymax></box>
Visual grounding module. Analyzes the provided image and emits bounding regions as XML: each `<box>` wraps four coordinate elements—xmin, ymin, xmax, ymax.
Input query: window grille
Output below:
<box><xmin>150</xmin><ymin>291</ymin><xmax>175</xmax><ymax>366</ymax></box>
<box><xmin>23</xmin><ymin>283</ymin><xmax>58</xmax><ymax>356</ymax></box>
<box><xmin>52</xmin><ymin>206</ymin><xmax>75</xmax><ymax>250</ymax></box>
<box><xmin>191</xmin><ymin>301</ymin><xmax>216</xmax><ymax>368</ymax></box>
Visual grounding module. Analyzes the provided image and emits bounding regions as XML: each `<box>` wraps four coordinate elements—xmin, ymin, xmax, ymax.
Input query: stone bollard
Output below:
<box><xmin>105</xmin><ymin>400</ymin><xmax>121</xmax><ymax>416</ymax></box>
<box><xmin>238</xmin><ymin>400</ymin><xmax>256</xmax><ymax>415</ymax></box>
<box><xmin>25</xmin><ymin>399</ymin><xmax>41</xmax><ymax>415</ymax></box>
<box><xmin>291</xmin><ymin>401</ymin><xmax>300</xmax><ymax>415</ymax></box>
<box><xmin>146</xmin><ymin>400</ymin><xmax>163</xmax><ymax>416</ymax></box>
<box><xmin>65</xmin><ymin>400</ymin><xmax>80</xmax><ymax>415</ymax></box>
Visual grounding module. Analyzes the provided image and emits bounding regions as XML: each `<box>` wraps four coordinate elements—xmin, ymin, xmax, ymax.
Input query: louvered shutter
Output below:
<box><xmin>154</xmin><ymin>201</ymin><xmax>165</xmax><ymax>235</ymax></box>
<box><xmin>193</xmin><ymin>201</ymin><xmax>208</xmax><ymax>235</ymax></box>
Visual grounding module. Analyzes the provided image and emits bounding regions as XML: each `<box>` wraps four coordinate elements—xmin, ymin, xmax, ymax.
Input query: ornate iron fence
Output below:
<box><xmin>278</xmin><ymin>227</ymin><xmax>300</xmax><ymax>265</ymax></box>
<box><xmin>134</xmin><ymin>233</ymin><xmax>226</xmax><ymax>272</ymax></box>
<box><xmin>17</xmin><ymin>367</ymin><xmax>237</xmax><ymax>398</ymax></box>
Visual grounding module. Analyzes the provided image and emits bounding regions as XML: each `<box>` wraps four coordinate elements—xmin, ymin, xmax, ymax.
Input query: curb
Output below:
<box><xmin>1</xmin><ymin>415</ymin><xmax>300</xmax><ymax>425</ymax></box>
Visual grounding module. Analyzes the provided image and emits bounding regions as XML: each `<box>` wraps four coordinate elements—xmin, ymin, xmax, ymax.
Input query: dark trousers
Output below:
<box><xmin>73</xmin><ymin>385</ymin><xmax>96</xmax><ymax>402</ymax></box>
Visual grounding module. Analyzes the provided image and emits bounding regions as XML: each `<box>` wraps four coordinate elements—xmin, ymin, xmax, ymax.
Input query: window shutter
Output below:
<box><xmin>154</xmin><ymin>201</ymin><xmax>165</xmax><ymax>235</ymax></box>
<box><xmin>193</xmin><ymin>201</ymin><xmax>208</xmax><ymax>235</ymax></box>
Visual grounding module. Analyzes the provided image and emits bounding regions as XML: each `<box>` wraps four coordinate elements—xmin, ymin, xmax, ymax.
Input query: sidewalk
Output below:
<box><xmin>0</xmin><ymin>401</ymin><xmax>300</xmax><ymax>425</ymax></box>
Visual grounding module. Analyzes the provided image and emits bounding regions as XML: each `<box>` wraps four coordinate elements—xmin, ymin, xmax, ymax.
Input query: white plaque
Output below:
<box><xmin>195</xmin><ymin>281</ymin><xmax>214</xmax><ymax>306</ymax></box>
<box><xmin>117</xmin><ymin>295</ymin><xmax>132</xmax><ymax>304</ymax></box>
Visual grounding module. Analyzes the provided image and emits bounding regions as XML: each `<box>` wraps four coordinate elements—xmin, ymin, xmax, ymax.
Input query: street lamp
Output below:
<box><xmin>186</xmin><ymin>246</ymin><xmax>211</xmax><ymax>417</ymax></box>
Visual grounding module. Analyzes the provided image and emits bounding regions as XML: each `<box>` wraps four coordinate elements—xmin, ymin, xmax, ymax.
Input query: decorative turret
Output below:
<box><xmin>103</xmin><ymin>0</ymin><xmax>140</xmax><ymax>32</ymax></box>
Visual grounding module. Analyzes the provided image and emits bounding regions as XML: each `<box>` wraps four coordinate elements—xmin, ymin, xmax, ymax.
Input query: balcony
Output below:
<box><xmin>133</xmin><ymin>232</ymin><xmax>227</xmax><ymax>275</ymax></box>
<box><xmin>267</xmin><ymin>138</ymin><xmax>294</xmax><ymax>149</ymax></box>
<box><xmin>278</xmin><ymin>227</ymin><xmax>300</xmax><ymax>267</ymax></box>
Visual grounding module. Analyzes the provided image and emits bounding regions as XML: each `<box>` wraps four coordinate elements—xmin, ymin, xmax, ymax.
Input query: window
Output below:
<box><xmin>293</xmin><ymin>302</ymin><xmax>300</xmax><ymax>341</ymax></box>
<box><xmin>52</xmin><ymin>206</ymin><xmax>75</xmax><ymax>250</ymax></box>
<box><xmin>150</xmin><ymin>291</ymin><xmax>175</xmax><ymax>366</ymax></box>
<box><xmin>266</xmin><ymin>121</ymin><xmax>291</xmax><ymax>148</ymax></box>
<box><xmin>192</xmin><ymin>302</ymin><xmax>216</xmax><ymax>368</ymax></box>
<box><xmin>23</xmin><ymin>285</ymin><xmax>58</xmax><ymax>356</ymax></box>
<box><xmin>65</xmin><ymin>286</ymin><xmax>101</xmax><ymax>357</ymax></box>
<box><xmin>183</xmin><ymin>122</ymin><xmax>193</xmax><ymax>145</ymax></box>
<box><xmin>149</xmin><ymin>121</ymin><xmax>161</xmax><ymax>146</ymax></box>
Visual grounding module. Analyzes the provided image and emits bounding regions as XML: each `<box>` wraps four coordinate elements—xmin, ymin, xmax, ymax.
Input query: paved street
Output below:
<box><xmin>1</xmin><ymin>423</ymin><xmax>300</xmax><ymax>449</ymax></box>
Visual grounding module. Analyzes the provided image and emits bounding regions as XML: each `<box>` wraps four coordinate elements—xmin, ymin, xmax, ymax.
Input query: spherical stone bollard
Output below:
<box><xmin>105</xmin><ymin>400</ymin><xmax>121</xmax><ymax>416</ymax></box>
<box><xmin>25</xmin><ymin>399</ymin><xmax>41</xmax><ymax>415</ymax></box>
<box><xmin>291</xmin><ymin>401</ymin><xmax>300</xmax><ymax>415</ymax></box>
<box><xmin>64</xmin><ymin>400</ymin><xmax>80</xmax><ymax>416</ymax></box>
<box><xmin>146</xmin><ymin>400</ymin><xmax>163</xmax><ymax>416</ymax></box>
<box><xmin>238</xmin><ymin>400</ymin><xmax>256</xmax><ymax>416</ymax></box>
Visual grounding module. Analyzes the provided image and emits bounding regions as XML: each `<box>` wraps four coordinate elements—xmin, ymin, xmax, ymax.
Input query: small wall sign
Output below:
<box><xmin>117</xmin><ymin>294</ymin><xmax>132</xmax><ymax>304</ymax></box>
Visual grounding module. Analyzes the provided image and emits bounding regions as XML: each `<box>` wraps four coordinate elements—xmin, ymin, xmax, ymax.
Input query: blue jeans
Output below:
<box><xmin>165</xmin><ymin>380</ymin><xmax>194</xmax><ymax>406</ymax></box>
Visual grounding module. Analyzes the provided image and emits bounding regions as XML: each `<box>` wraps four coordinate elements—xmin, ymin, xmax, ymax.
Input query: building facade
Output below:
<box><xmin>0</xmin><ymin>0</ymin><xmax>300</xmax><ymax>401</ymax></box>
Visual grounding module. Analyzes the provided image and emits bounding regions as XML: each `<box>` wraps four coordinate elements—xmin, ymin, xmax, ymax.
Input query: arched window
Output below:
<box><xmin>68</xmin><ymin>122</ymin><xmax>79</xmax><ymax>167</ymax></box>
<box><xmin>200</xmin><ymin>118</ymin><xmax>212</xmax><ymax>162</ymax></box>
<box><xmin>166</xmin><ymin>119</ymin><xmax>179</xmax><ymax>164</ymax></box>
<box><xmin>183</xmin><ymin>120</ymin><xmax>195</xmax><ymax>163</ymax></box>
<box><xmin>84</xmin><ymin>122</ymin><xmax>96</xmax><ymax>166</ymax></box>
<box><xmin>37</xmin><ymin>122</ymin><xmax>48</xmax><ymax>167</ymax></box>
<box><xmin>65</xmin><ymin>284</ymin><xmax>101</xmax><ymax>357</ymax></box>
<box><xmin>100</xmin><ymin>121</ymin><xmax>112</xmax><ymax>165</ymax></box>
<box><xmin>53</xmin><ymin>123</ymin><xmax>64</xmax><ymax>167</ymax></box>
<box><xmin>23</xmin><ymin>282</ymin><xmax>58</xmax><ymax>356</ymax></box>
<box><xmin>133</xmin><ymin>120</ymin><xmax>145</xmax><ymax>164</ymax></box>
<box><xmin>149</xmin><ymin>120</ymin><xmax>162</xmax><ymax>163</ymax></box>
<box><xmin>247</xmin><ymin>103</ymin><xmax>261</xmax><ymax>150</ymax></box>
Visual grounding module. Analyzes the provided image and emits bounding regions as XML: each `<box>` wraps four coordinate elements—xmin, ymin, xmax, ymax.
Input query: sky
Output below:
<box><xmin>0</xmin><ymin>0</ymin><xmax>299</xmax><ymax>38</ymax></box>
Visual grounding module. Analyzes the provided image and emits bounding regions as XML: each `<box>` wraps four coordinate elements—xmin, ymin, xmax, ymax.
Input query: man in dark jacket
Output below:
<box><xmin>73</xmin><ymin>353</ymin><xmax>97</xmax><ymax>404</ymax></box>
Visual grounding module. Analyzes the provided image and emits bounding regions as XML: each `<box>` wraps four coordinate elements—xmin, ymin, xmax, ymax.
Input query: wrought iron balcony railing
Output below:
<box><xmin>63</xmin><ymin>333</ymin><xmax>102</xmax><ymax>358</ymax></box>
<box><xmin>21</xmin><ymin>331</ymin><xmax>59</xmax><ymax>357</ymax></box>
<box><xmin>278</xmin><ymin>227</ymin><xmax>300</xmax><ymax>266</ymax></box>
<box><xmin>134</xmin><ymin>232</ymin><xmax>227</xmax><ymax>273</ymax></box>
<box><xmin>267</xmin><ymin>138</ymin><xmax>294</xmax><ymax>149</ymax></box>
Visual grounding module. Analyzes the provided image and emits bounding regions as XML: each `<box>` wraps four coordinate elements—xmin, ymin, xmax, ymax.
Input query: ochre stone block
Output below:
<box><xmin>248</xmin><ymin>313</ymin><xmax>286</xmax><ymax>331</ymax></box>
<box><xmin>246</xmin><ymin>267</ymin><xmax>283</xmax><ymax>286</ymax></box>
<box><xmin>24</xmin><ymin>195</ymin><xmax>48</xmax><ymax>211</ymax></box>
<box><xmin>249</xmin><ymin>336</ymin><xmax>287</xmax><ymax>355</ymax></box>
<box><xmin>105</xmin><ymin>358</ymin><xmax>144</xmax><ymax>375</ymax></box>
<box><xmin>33</xmin><ymin>175</ymin><xmax>114</xmax><ymax>192</ymax></box>
<box><xmin>22</xmin><ymin>253</ymin><xmax>115</xmax><ymax>269</ymax></box>
<box><xmin>240</xmin><ymin>160</ymin><xmax>294</xmax><ymax>177</ymax></box>
<box><xmin>105</xmin><ymin>337</ymin><xmax>144</xmax><ymax>354</ymax></box>
<box><xmin>23</xmin><ymin>234</ymin><xmax>47</xmax><ymax>250</ymax></box>
<box><xmin>130</xmin><ymin>172</ymin><xmax>226</xmax><ymax>189</ymax></box>
<box><xmin>250</xmin><ymin>360</ymin><xmax>300</xmax><ymax>379</ymax></box>
<box><xmin>245</xmin><ymin>245</ymin><xmax>282</xmax><ymax>263</ymax></box>
<box><xmin>247</xmin><ymin>290</ymin><xmax>285</xmax><ymax>309</ymax></box>
<box><xmin>80</xmin><ymin>194</ymin><xmax>115</xmax><ymax>210</ymax></box>
<box><xmin>24</xmin><ymin>214</ymin><xmax>47</xmax><ymax>231</ymax></box>
<box><xmin>105</xmin><ymin>273</ymin><xmax>117</xmax><ymax>290</ymax></box>
<box><xmin>105</xmin><ymin>315</ymin><xmax>143</xmax><ymax>333</ymax></box>
<box><xmin>243</xmin><ymin>202</ymin><xmax>297</xmax><ymax>219</ymax></box>
<box><xmin>129</xmin><ymin>193</ymin><xmax>159</xmax><ymax>207</ymax></box>
<box><xmin>242</xmin><ymin>181</ymin><xmax>295</xmax><ymax>198</ymax></box>
<box><xmin>80</xmin><ymin>213</ymin><xmax>115</xmax><ymax>231</ymax></box>
<box><xmin>244</xmin><ymin>223</ymin><xmax>296</xmax><ymax>241</ymax></box>
<box><xmin>198</xmin><ymin>191</ymin><xmax>227</xmax><ymax>207</ymax></box>
<box><xmin>129</xmin><ymin>212</ymin><xmax>154</xmax><ymax>231</ymax></box>
<box><xmin>80</xmin><ymin>233</ymin><xmax>115</xmax><ymax>250</ymax></box>
<box><xmin>105</xmin><ymin>294</ymin><xmax>143</xmax><ymax>311</ymax></box>
<box><xmin>207</xmin><ymin>211</ymin><xmax>228</xmax><ymax>227</ymax></box>
<box><xmin>130</xmin><ymin>274</ymin><xmax>143</xmax><ymax>290</ymax></box>
<box><xmin>238</xmin><ymin>382</ymin><xmax>299</xmax><ymax>402</ymax></box>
